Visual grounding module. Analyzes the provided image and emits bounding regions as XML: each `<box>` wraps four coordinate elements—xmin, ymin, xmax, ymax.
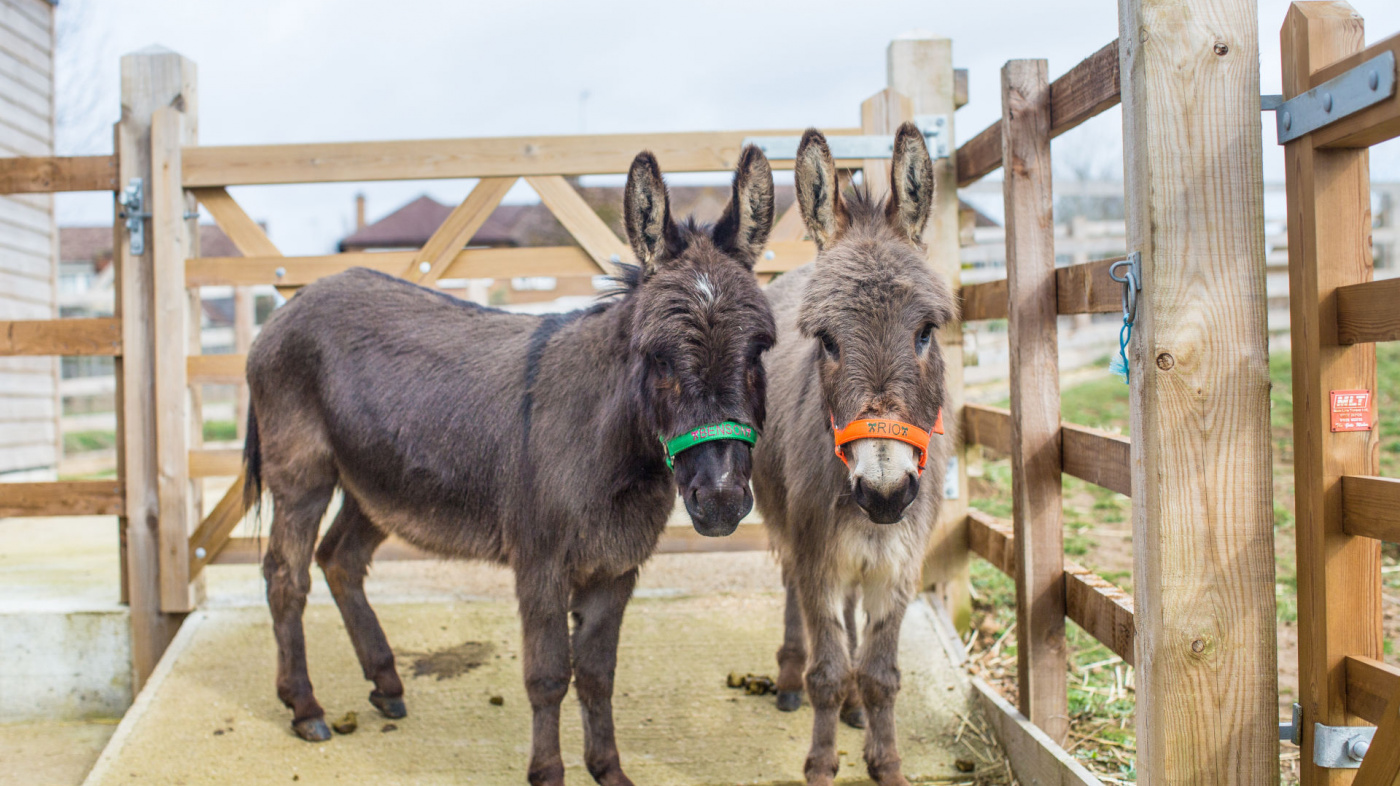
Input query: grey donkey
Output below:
<box><xmin>244</xmin><ymin>147</ymin><xmax>777</xmax><ymax>786</ymax></box>
<box><xmin>752</xmin><ymin>123</ymin><xmax>955</xmax><ymax>786</ymax></box>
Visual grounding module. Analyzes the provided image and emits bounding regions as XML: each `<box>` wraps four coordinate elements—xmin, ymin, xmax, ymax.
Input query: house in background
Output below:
<box><xmin>0</xmin><ymin>0</ymin><xmax>57</xmax><ymax>480</ymax></box>
<box><xmin>56</xmin><ymin>224</ymin><xmax>246</xmax><ymax>452</ymax></box>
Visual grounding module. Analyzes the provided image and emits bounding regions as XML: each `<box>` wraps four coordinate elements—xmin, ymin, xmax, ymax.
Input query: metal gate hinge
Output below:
<box><xmin>116</xmin><ymin>177</ymin><xmax>150</xmax><ymax>256</ymax></box>
<box><xmin>1313</xmin><ymin>722</ymin><xmax>1374</xmax><ymax>768</ymax></box>
<box><xmin>1274</xmin><ymin>50</ymin><xmax>1396</xmax><ymax>143</ymax></box>
<box><xmin>743</xmin><ymin>114</ymin><xmax>953</xmax><ymax>161</ymax></box>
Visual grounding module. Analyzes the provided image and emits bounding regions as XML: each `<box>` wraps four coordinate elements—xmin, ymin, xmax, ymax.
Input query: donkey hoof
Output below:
<box><xmin>370</xmin><ymin>691</ymin><xmax>407</xmax><ymax>719</ymax></box>
<box><xmin>292</xmin><ymin>716</ymin><xmax>332</xmax><ymax>742</ymax></box>
<box><xmin>776</xmin><ymin>690</ymin><xmax>803</xmax><ymax>712</ymax></box>
<box><xmin>840</xmin><ymin>705</ymin><xmax>866</xmax><ymax>729</ymax></box>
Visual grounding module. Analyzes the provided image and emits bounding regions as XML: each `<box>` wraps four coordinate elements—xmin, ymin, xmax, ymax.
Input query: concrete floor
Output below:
<box><xmin>0</xmin><ymin>720</ymin><xmax>117</xmax><ymax>786</ymax></box>
<box><xmin>84</xmin><ymin>593</ymin><xmax>994</xmax><ymax>786</ymax></box>
<box><xmin>79</xmin><ymin>549</ymin><xmax>996</xmax><ymax>784</ymax></box>
<box><xmin>4</xmin><ymin>499</ymin><xmax>1007</xmax><ymax>785</ymax></box>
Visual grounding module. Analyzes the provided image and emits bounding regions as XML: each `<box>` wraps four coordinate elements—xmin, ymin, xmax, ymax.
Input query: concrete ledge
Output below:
<box><xmin>0</xmin><ymin>606</ymin><xmax>131</xmax><ymax>723</ymax></box>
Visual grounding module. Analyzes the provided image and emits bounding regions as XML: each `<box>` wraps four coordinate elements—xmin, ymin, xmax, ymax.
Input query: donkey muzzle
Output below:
<box><xmin>674</xmin><ymin>439</ymin><xmax>754</xmax><ymax>537</ymax></box>
<box><xmin>845</xmin><ymin>438</ymin><xmax>920</xmax><ymax>524</ymax></box>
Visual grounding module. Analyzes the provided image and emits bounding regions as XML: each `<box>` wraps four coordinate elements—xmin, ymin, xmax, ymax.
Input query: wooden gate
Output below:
<box><xmin>1280</xmin><ymin>2</ymin><xmax>1400</xmax><ymax>784</ymax></box>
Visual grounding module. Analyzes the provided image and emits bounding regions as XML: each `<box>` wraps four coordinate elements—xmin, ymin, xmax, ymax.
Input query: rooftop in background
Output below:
<box><xmin>340</xmin><ymin>185</ymin><xmax>1001</xmax><ymax>253</ymax></box>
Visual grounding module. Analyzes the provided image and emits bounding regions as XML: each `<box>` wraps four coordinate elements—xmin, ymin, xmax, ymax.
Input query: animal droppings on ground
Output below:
<box><xmin>489</xmin><ymin>695</ymin><xmax>504</xmax><ymax>706</ymax></box>
<box><xmin>331</xmin><ymin>712</ymin><xmax>357</xmax><ymax>735</ymax></box>
<box><xmin>381</xmin><ymin>723</ymin><xmax>398</xmax><ymax>733</ymax></box>
<box><xmin>725</xmin><ymin>671</ymin><xmax>776</xmax><ymax>695</ymax></box>
<box><xmin>405</xmin><ymin>640</ymin><xmax>495</xmax><ymax>680</ymax></box>
<box><xmin>955</xmin><ymin>758</ymin><xmax>976</xmax><ymax>773</ymax></box>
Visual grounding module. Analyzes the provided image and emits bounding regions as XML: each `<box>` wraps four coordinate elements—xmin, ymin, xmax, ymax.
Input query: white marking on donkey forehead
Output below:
<box><xmin>693</xmin><ymin>273</ymin><xmax>717</xmax><ymax>304</ymax></box>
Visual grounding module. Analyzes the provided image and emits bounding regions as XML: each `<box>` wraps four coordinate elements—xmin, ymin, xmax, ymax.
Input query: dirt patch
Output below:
<box><xmin>405</xmin><ymin>641</ymin><xmax>495</xmax><ymax>681</ymax></box>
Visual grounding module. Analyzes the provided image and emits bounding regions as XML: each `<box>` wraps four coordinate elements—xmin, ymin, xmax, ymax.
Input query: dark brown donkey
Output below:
<box><xmin>244</xmin><ymin>148</ymin><xmax>777</xmax><ymax>786</ymax></box>
<box><xmin>752</xmin><ymin>124</ymin><xmax>954</xmax><ymax>786</ymax></box>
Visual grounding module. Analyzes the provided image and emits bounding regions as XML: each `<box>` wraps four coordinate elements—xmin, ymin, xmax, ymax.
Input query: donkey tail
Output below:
<box><xmin>243</xmin><ymin>398</ymin><xmax>263</xmax><ymax>513</ymax></box>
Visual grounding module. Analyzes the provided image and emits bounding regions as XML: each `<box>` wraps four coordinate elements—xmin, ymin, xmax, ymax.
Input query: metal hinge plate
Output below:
<box><xmin>1313</xmin><ymin>722</ymin><xmax>1374</xmax><ymax>769</ymax></box>
<box><xmin>744</xmin><ymin>115</ymin><xmax>952</xmax><ymax>161</ymax></box>
<box><xmin>1276</xmin><ymin>50</ymin><xmax>1396</xmax><ymax>143</ymax></box>
<box><xmin>116</xmin><ymin>177</ymin><xmax>149</xmax><ymax>256</ymax></box>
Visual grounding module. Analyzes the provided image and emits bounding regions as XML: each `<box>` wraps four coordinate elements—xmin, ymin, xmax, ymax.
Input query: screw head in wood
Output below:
<box><xmin>1191</xmin><ymin>639</ymin><xmax>1205</xmax><ymax>653</ymax></box>
<box><xmin>1322</xmin><ymin>92</ymin><xmax>1333</xmax><ymax>113</ymax></box>
<box><xmin>764</xmin><ymin>250</ymin><xmax>775</xmax><ymax>260</ymax></box>
<box><xmin>195</xmin><ymin>547</ymin><xmax>206</xmax><ymax>559</ymax></box>
<box><xmin>1156</xmin><ymin>353</ymin><xmax>1175</xmax><ymax>370</ymax></box>
<box><xmin>275</xmin><ymin>266</ymin><xmax>286</xmax><ymax>279</ymax></box>
<box><xmin>419</xmin><ymin>261</ymin><xmax>431</xmax><ymax>274</ymax></box>
<box><xmin>1213</xmin><ymin>42</ymin><xmax>1228</xmax><ymax>56</ymax></box>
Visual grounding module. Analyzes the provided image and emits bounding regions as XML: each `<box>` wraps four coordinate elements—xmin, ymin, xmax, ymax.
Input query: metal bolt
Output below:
<box><xmin>764</xmin><ymin>250</ymin><xmax>775</xmax><ymax>261</ymax></box>
<box><xmin>1346</xmin><ymin>737</ymin><xmax>1369</xmax><ymax>761</ymax></box>
<box><xmin>1156</xmin><ymin>353</ymin><xmax>1175</xmax><ymax>371</ymax></box>
<box><xmin>1282</xmin><ymin>111</ymin><xmax>1292</xmax><ymax>131</ymax></box>
<box><xmin>274</xmin><ymin>266</ymin><xmax>286</xmax><ymax>279</ymax></box>
<box><xmin>1370</xmin><ymin>70</ymin><xmax>1380</xmax><ymax>91</ymax></box>
<box><xmin>418</xmin><ymin>261</ymin><xmax>431</xmax><ymax>274</ymax></box>
<box><xmin>1323</xmin><ymin>92</ymin><xmax>1333</xmax><ymax>113</ymax></box>
<box><xmin>1213</xmin><ymin>42</ymin><xmax>1229</xmax><ymax>56</ymax></box>
<box><xmin>195</xmin><ymin>547</ymin><xmax>207</xmax><ymax>559</ymax></box>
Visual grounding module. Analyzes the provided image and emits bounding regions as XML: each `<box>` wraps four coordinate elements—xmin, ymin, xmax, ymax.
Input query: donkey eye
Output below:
<box><xmin>653</xmin><ymin>355</ymin><xmax>674</xmax><ymax>380</ymax></box>
<box><xmin>916</xmin><ymin>324</ymin><xmax>934</xmax><ymax>354</ymax></box>
<box><xmin>817</xmin><ymin>331</ymin><xmax>839</xmax><ymax>360</ymax></box>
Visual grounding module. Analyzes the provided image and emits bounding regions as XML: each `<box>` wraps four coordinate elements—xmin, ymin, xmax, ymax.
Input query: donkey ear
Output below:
<box><xmin>712</xmin><ymin>145</ymin><xmax>774</xmax><ymax>268</ymax></box>
<box><xmin>794</xmin><ymin>129</ymin><xmax>847</xmax><ymax>251</ymax></box>
<box><xmin>624</xmin><ymin>151</ymin><xmax>676</xmax><ymax>272</ymax></box>
<box><xmin>885</xmin><ymin>122</ymin><xmax>935</xmax><ymax>244</ymax></box>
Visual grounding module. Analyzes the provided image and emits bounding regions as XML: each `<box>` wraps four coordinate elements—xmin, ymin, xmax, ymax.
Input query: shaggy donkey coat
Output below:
<box><xmin>752</xmin><ymin>124</ymin><xmax>955</xmax><ymax>786</ymax></box>
<box><xmin>245</xmin><ymin>148</ymin><xmax>776</xmax><ymax>786</ymax></box>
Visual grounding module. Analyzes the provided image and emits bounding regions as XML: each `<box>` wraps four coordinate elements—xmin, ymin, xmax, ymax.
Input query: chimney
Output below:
<box><xmin>355</xmin><ymin>193</ymin><xmax>366</xmax><ymax>230</ymax></box>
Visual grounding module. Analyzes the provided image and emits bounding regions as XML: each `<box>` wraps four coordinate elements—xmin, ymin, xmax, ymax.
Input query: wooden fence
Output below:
<box><xmin>6</xmin><ymin>1</ymin><xmax>1392</xmax><ymax>780</ymax></box>
<box><xmin>1280</xmin><ymin>3</ymin><xmax>1400</xmax><ymax>784</ymax></box>
<box><xmin>954</xmin><ymin>0</ymin><xmax>1279</xmax><ymax>778</ymax></box>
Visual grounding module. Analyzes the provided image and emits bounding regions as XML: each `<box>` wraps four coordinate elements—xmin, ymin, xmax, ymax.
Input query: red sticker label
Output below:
<box><xmin>1331</xmin><ymin>390</ymin><xmax>1372</xmax><ymax>432</ymax></box>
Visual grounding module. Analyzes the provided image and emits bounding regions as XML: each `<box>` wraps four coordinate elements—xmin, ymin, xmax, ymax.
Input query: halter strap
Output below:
<box><xmin>660</xmin><ymin>421</ymin><xmax>757</xmax><ymax>470</ymax></box>
<box><xmin>830</xmin><ymin>410</ymin><xmax>943</xmax><ymax>474</ymax></box>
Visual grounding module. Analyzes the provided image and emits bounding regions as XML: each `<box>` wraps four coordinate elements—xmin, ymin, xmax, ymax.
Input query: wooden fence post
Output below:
<box><xmin>1119</xmin><ymin>0</ymin><xmax>1278</xmax><ymax>780</ymax></box>
<box><xmin>117</xmin><ymin>46</ymin><xmax>197</xmax><ymax>688</ymax></box>
<box><xmin>1001</xmin><ymin>58</ymin><xmax>1068</xmax><ymax>745</ymax></box>
<box><xmin>1280</xmin><ymin>4</ymin><xmax>1382</xmax><ymax>785</ymax></box>
<box><xmin>887</xmin><ymin>35</ymin><xmax>971</xmax><ymax>631</ymax></box>
<box><xmin>151</xmin><ymin>105</ymin><xmax>199</xmax><ymax>612</ymax></box>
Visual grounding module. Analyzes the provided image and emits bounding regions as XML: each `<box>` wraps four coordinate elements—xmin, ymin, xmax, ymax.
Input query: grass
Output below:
<box><xmin>966</xmin><ymin>343</ymin><xmax>1400</xmax><ymax>782</ymax></box>
<box><xmin>62</xmin><ymin>419</ymin><xmax>241</xmax><ymax>455</ymax></box>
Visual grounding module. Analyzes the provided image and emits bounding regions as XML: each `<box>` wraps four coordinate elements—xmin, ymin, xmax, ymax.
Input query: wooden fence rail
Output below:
<box><xmin>956</xmin><ymin>40</ymin><xmax>1120</xmax><ymax>187</ymax></box>
<box><xmin>966</xmin><ymin>511</ymin><xmax>1135</xmax><ymax>665</ymax></box>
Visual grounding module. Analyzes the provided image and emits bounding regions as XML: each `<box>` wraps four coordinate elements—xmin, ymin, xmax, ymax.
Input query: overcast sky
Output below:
<box><xmin>53</xmin><ymin>0</ymin><xmax>1400</xmax><ymax>255</ymax></box>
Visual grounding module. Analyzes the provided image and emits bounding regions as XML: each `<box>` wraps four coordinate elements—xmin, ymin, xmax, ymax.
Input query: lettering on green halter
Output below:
<box><xmin>660</xmin><ymin>421</ymin><xmax>757</xmax><ymax>470</ymax></box>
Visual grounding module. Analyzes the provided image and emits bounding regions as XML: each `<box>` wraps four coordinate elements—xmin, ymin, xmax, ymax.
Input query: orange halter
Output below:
<box><xmin>831</xmin><ymin>410</ymin><xmax>944</xmax><ymax>474</ymax></box>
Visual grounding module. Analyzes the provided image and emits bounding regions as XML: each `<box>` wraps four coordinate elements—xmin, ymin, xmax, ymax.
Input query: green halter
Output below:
<box><xmin>660</xmin><ymin>421</ymin><xmax>757</xmax><ymax>470</ymax></box>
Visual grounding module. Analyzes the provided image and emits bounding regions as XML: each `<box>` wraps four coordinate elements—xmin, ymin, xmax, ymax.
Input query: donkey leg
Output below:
<box><xmin>264</xmin><ymin>483</ymin><xmax>335</xmax><ymax>742</ymax></box>
<box><xmin>799</xmin><ymin>581</ymin><xmax>853</xmax><ymax>786</ymax></box>
<box><xmin>857</xmin><ymin>581</ymin><xmax>914</xmax><ymax>786</ymax></box>
<box><xmin>570</xmin><ymin>569</ymin><xmax>638</xmax><ymax>786</ymax></box>
<box><xmin>315</xmin><ymin>494</ymin><xmax>405</xmax><ymax>719</ymax></box>
<box><xmin>774</xmin><ymin>564</ymin><xmax>806</xmax><ymax>712</ymax></box>
<box><xmin>516</xmin><ymin>566</ymin><xmax>573</xmax><ymax>786</ymax></box>
<box><xmin>839</xmin><ymin>586</ymin><xmax>867</xmax><ymax>729</ymax></box>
